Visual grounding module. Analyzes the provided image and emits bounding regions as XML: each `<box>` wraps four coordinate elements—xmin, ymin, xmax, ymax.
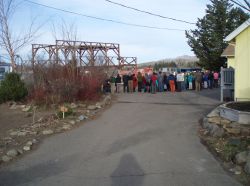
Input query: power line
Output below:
<box><xmin>229</xmin><ymin>0</ymin><xmax>250</xmax><ymax>11</ymax></box>
<box><xmin>104</xmin><ymin>0</ymin><xmax>196</xmax><ymax>25</ymax></box>
<box><xmin>23</xmin><ymin>0</ymin><xmax>187</xmax><ymax>31</ymax></box>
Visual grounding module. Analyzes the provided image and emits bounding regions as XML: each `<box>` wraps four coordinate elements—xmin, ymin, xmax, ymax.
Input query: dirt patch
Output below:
<box><xmin>0</xmin><ymin>94</ymin><xmax>112</xmax><ymax>167</ymax></box>
<box><xmin>0</xmin><ymin>103</ymin><xmax>53</xmax><ymax>137</ymax></box>
<box><xmin>227</xmin><ymin>102</ymin><xmax>250</xmax><ymax>112</ymax></box>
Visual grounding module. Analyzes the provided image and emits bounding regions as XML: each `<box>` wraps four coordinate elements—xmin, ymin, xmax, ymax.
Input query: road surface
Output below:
<box><xmin>0</xmin><ymin>89</ymin><xmax>241</xmax><ymax>186</ymax></box>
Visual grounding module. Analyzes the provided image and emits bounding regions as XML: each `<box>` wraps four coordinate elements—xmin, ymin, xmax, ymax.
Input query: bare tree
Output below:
<box><xmin>51</xmin><ymin>19</ymin><xmax>78</xmax><ymax>41</ymax></box>
<box><xmin>0</xmin><ymin>0</ymin><xmax>40</xmax><ymax>71</ymax></box>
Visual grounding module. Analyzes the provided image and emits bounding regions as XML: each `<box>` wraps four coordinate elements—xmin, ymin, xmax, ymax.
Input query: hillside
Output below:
<box><xmin>138</xmin><ymin>55</ymin><xmax>199</xmax><ymax>67</ymax></box>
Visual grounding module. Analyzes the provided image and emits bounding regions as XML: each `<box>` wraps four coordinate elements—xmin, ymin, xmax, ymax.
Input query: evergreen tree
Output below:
<box><xmin>186</xmin><ymin>0</ymin><xmax>249</xmax><ymax>71</ymax></box>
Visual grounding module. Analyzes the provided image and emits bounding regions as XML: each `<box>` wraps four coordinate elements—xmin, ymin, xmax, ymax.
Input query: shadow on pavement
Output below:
<box><xmin>111</xmin><ymin>154</ymin><xmax>144</xmax><ymax>186</ymax></box>
<box><xmin>0</xmin><ymin>154</ymin><xmax>75</xmax><ymax>186</ymax></box>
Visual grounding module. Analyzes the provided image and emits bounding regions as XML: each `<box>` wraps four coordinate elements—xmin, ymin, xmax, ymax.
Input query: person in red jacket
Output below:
<box><xmin>151</xmin><ymin>72</ymin><xmax>158</xmax><ymax>94</ymax></box>
<box><xmin>132</xmin><ymin>74</ymin><xmax>137</xmax><ymax>92</ymax></box>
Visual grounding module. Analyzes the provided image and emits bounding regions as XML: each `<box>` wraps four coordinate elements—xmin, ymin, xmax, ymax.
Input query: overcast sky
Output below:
<box><xmin>5</xmin><ymin>0</ymin><xmax>211</xmax><ymax>63</ymax></box>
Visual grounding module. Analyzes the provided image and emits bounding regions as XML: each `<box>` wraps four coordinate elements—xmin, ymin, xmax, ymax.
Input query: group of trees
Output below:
<box><xmin>186</xmin><ymin>0</ymin><xmax>249</xmax><ymax>71</ymax></box>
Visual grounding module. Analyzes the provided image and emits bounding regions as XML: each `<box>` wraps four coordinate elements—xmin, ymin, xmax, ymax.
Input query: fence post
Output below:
<box><xmin>220</xmin><ymin>67</ymin><xmax>224</xmax><ymax>102</ymax></box>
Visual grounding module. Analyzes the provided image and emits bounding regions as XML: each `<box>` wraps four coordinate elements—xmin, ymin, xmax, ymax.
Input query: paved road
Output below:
<box><xmin>0</xmin><ymin>89</ymin><xmax>241</xmax><ymax>186</ymax></box>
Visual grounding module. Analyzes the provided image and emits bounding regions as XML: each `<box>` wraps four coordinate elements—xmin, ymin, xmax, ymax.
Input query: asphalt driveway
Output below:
<box><xmin>0</xmin><ymin>89</ymin><xmax>241</xmax><ymax>186</ymax></box>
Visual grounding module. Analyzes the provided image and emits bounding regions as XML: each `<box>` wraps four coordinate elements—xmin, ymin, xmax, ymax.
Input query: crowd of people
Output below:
<box><xmin>103</xmin><ymin>71</ymin><xmax>220</xmax><ymax>94</ymax></box>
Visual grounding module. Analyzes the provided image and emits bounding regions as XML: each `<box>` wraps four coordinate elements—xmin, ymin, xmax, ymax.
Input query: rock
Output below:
<box><xmin>207</xmin><ymin>108</ymin><xmax>220</xmax><ymax>118</ymax></box>
<box><xmin>42</xmin><ymin>130</ymin><xmax>54</xmax><ymax>135</ymax></box>
<box><xmin>70</xmin><ymin>103</ymin><xmax>78</xmax><ymax>109</ymax></box>
<box><xmin>230</xmin><ymin>166</ymin><xmax>242</xmax><ymax>175</ymax></box>
<box><xmin>235</xmin><ymin>151</ymin><xmax>248</xmax><ymax>165</ymax></box>
<box><xmin>241</xmin><ymin>128</ymin><xmax>250</xmax><ymax>136</ymax></box>
<box><xmin>32</xmin><ymin>139</ymin><xmax>38</xmax><ymax>144</ymax></box>
<box><xmin>79</xmin><ymin>104</ymin><xmax>87</xmax><ymax>108</ymax></box>
<box><xmin>19</xmin><ymin>105</ymin><xmax>26</xmax><ymax>109</ymax></box>
<box><xmin>17</xmin><ymin>131</ymin><xmax>27</xmax><ymax>137</ymax></box>
<box><xmin>220</xmin><ymin>119</ymin><xmax>231</xmax><ymax>125</ymax></box>
<box><xmin>224</xmin><ymin>128</ymin><xmax>241</xmax><ymax>135</ymax></box>
<box><xmin>3</xmin><ymin>137</ymin><xmax>12</xmax><ymax>141</ymax></box>
<box><xmin>26</xmin><ymin>141</ymin><xmax>33</xmax><ymax>146</ymax></box>
<box><xmin>6</xmin><ymin>149</ymin><xmax>18</xmax><ymax>157</ymax></box>
<box><xmin>208</xmin><ymin>117</ymin><xmax>221</xmax><ymax>125</ymax></box>
<box><xmin>96</xmin><ymin>102</ymin><xmax>104</xmax><ymax>107</ymax></box>
<box><xmin>211</xmin><ymin>125</ymin><xmax>225</xmax><ymax>137</ymax></box>
<box><xmin>229</xmin><ymin>122</ymin><xmax>241</xmax><ymax>128</ymax></box>
<box><xmin>17</xmin><ymin>149</ymin><xmax>23</xmax><ymax>154</ymax></box>
<box><xmin>103</xmin><ymin>95</ymin><xmax>111</xmax><ymax>105</ymax></box>
<box><xmin>29</xmin><ymin>131</ymin><xmax>38</xmax><ymax>135</ymax></box>
<box><xmin>87</xmin><ymin>105</ymin><xmax>97</xmax><ymax>110</ymax></box>
<box><xmin>95</xmin><ymin>102</ymin><xmax>103</xmax><ymax>109</ymax></box>
<box><xmin>9</xmin><ymin>131</ymin><xmax>18</xmax><ymax>136</ymax></box>
<box><xmin>68</xmin><ymin>120</ymin><xmax>76</xmax><ymax>125</ymax></box>
<box><xmin>2</xmin><ymin>155</ymin><xmax>12</xmax><ymax>162</ymax></box>
<box><xmin>22</xmin><ymin>105</ymin><xmax>31</xmax><ymax>112</ymax></box>
<box><xmin>9</xmin><ymin>103</ymin><xmax>17</xmax><ymax>110</ymax></box>
<box><xmin>202</xmin><ymin>117</ymin><xmax>209</xmax><ymax>129</ymax></box>
<box><xmin>78</xmin><ymin>115</ymin><xmax>87</xmax><ymax>121</ymax></box>
<box><xmin>62</xmin><ymin>124</ymin><xmax>71</xmax><ymax>130</ymax></box>
<box><xmin>23</xmin><ymin>146</ymin><xmax>31</xmax><ymax>151</ymax></box>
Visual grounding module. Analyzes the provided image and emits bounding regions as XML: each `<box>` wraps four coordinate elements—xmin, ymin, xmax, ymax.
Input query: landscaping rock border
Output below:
<box><xmin>200</xmin><ymin>106</ymin><xmax>250</xmax><ymax>184</ymax></box>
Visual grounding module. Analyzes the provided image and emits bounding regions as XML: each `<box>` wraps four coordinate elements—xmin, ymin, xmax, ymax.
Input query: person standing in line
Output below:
<box><xmin>187</xmin><ymin>73</ymin><xmax>193</xmax><ymax>90</ymax></box>
<box><xmin>115</xmin><ymin>74</ymin><xmax>121</xmax><ymax>93</ymax></box>
<box><xmin>137</xmin><ymin>72</ymin><xmax>143</xmax><ymax>92</ymax></box>
<box><xmin>110</xmin><ymin>75</ymin><xmax>116</xmax><ymax>94</ymax></box>
<box><xmin>128</xmin><ymin>73</ymin><xmax>133</xmax><ymax>93</ymax></box>
<box><xmin>208</xmin><ymin>71</ymin><xmax>214</xmax><ymax>89</ymax></box>
<box><xmin>194</xmin><ymin>71</ymin><xmax>202</xmax><ymax>91</ymax></box>
<box><xmin>185</xmin><ymin>72</ymin><xmax>189</xmax><ymax>90</ymax></box>
<box><xmin>203</xmin><ymin>72</ymin><xmax>208</xmax><ymax>89</ymax></box>
<box><xmin>142</xmin><ymin>74</ymin><xmax>146</xmax><ymax>93</ymax></box>
<box><xmin>163</xmin><ymin>72</ymin><xmax>168</xmax><ymax>91</ymax></box>
<box><xmin>132</xmin><ymin>74</ymin><xmax>138</xmax><ymax>92</ymax></box>
<box><xmin>157</xmin><ymin>71</ymin><xmax>164</xmax><ymax>92</ymax></box>
<box><xmin>168</xmin><ymin>73</ymin><xmax>176</xmax><ymax>92</ymax></box>
<box><xmin>150</xmin><ymin>72</ymin><xmax>158</xmax><ymax>94</ymax></box>
<box><xmin>122</xmin><ymin>73</ymin><xmax>129</xmax><ymax>93</ymax></box>
<box><xmin>213</xmin><ymin>71</ymin><xmax>219</xmax><ymax>88</ymax></box>
<box><xmin>145</xmin><ymin>73</ymin><xmax>151</xmax><ymax>93</ymax></box>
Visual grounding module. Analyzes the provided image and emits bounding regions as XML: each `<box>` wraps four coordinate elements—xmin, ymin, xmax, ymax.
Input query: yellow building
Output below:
<box><xmin>223</xmin><ymin>18</ymin><xmax>250</xmax><ymax>101</ymax></box>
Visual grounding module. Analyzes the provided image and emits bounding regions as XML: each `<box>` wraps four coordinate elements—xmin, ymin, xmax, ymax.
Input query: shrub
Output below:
<box><xmin>29</xmin><ymin>65</ymin><xmax>105</xmax><ymax>105</ymax></box>
<box><xmin>0</xmin><ymin>72</ymin><xmax>28</xmax><ymax>103</ymax></box>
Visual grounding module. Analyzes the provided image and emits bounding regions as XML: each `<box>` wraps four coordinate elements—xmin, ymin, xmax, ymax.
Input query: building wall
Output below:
<box><xmin>235</xmin><ymin>26</ymin><xmax>250</xmax><ymax>101</ymax></box>
<box><xmin>227</xmin><ymin>57</ymin><xmax>235</xmax><ymax>69</ymax></box>
<box><xmin>0</xmin><ymin>65</ymin><xmax>12</xmax><ymax>80</ymax></box>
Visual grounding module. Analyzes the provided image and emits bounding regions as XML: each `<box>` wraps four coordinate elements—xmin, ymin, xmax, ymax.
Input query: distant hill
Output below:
<box><xmin>139</xmin><ymin>55</ymin><xmax>199</xmax><ymax>67</ymax></box>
